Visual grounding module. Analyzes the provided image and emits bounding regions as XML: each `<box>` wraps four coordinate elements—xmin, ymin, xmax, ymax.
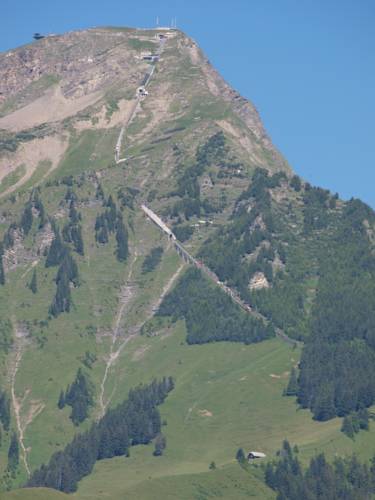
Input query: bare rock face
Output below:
<box><xmin>0</xmin><ymin>29</ymin><xmax>144</xmax><ymax>104</ymax></box>
<box><xmin>249</xmin><ymin>271</ymin><xmax>270</xmax><ymax>290</ymax></box>
<box><xmin>0</xmin><ymin>26</ymin><xmax>290</xmax><ymax>197</ymax></box>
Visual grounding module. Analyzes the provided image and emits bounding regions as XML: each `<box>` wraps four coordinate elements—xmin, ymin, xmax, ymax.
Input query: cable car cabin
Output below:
<box><xmin>247</xmin><ymin>451</ymin><xmax>266</xmax><ymax>461</ymax></box>
<box><xmin>137</xmin><ymin>87</ymin><xmax>149</xmax><ymax>97</ymax></box>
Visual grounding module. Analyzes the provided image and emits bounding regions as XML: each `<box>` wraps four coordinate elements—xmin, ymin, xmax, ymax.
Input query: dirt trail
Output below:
<box><xmin>98</xmin><ymin>251</ymin><xmax>138</xmax><ymax>418</ymax></box>
<box><xmin>98</xmin><ymin>260</ymin><xmax>184</xmax><ymax>418</ymax></box>
<box><xmin>8</xmin><ymin>322</ymin><xmax>40</xmax><ymax>477</ymax></box>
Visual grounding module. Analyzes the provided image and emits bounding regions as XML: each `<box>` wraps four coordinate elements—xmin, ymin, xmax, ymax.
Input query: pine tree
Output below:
<box><xmin>0</xmin><ymin>390</ymin><xmax>11</xmax><ymax>431</ymax></box>
<box><xmin>312</xmin><ymin>384</ymin><xmax>336</xmax><ymax>421</ymax></box>
<box><xmin>69</xmin><ymin>202</ymin><xmax>79</xmax><ymax>224</ymax></box>
<box><xmin>284</xmin><ymin>367</ymin><xmax>298</xmax><ymax>396</ymax></box>
<box><xmin>115</xmin><ymin>218</ymin><xmax>128</xmax><ymax>262</ymax></box>
<box><xmin>57</xmin><ymin>390</ymin><xmax>65</xmax><ymax>410</ymax></box>
<box><xmin>153</xmin><ymin>433</ymin><xmax>166</xmax><ymax>456</ymax></box>
<box><xmin>236</xmin><ymin>448</ymin><xmax>246</xmax><ymax>464</ymax></box>
<box><xmin>50</xmin><ymin>273</ymin><xmax>71</xmax><ymax>317</ymax></box>
<box><xmin>46</xmin><ymin>229</ymin><xmax>67</xmax><ymax>267</ymax></box>
<box><xmin>96</xmin><ymin>225</ymin><xmax>108</xmax><ymax>244</ymax></box>
<box><xmin>96</xmin><ymin>183</ymin><xmax>104</xmax><ymax>199</ymax></box>
<box><xmin>0</xmin><ymin>256</ymin><xmax>5</xmax><ymax>286</ymax></box>
<box><xmin>358</xmin><ymin>408</ymin><xmax>370</xmax><ymax>430</ymax></box>
<box><xmin>20</xmin><ymin>202</ymin><xmax>33</xmax><ymax>236</ymax></box>
<box><xmin>341</xmin><ymin>415</ymin><xmax>355</xmax><ymax>439</ymax></box>
<box><xmin>71</xmin><ymin>225</ymin><xmax>84</xmax><ymax>255</ymax></box>
<box><xmin>290</xmin><ymin>175</ymin><xmax>302</xmax><ymax>192</ymax></box>
<box><xmin>7</xmin><ymin>432</ymin><xmax>19</xmax><ymax>473</ymax></box>
<box><xmin>64</xmin><ymin>369</ymin><xmax>94</xmax><ymax>425</ymax></box>
<box><xmin>29</xmin><ymin>269</ymin><xmax>37</xmax><ymax>294</ymax></box>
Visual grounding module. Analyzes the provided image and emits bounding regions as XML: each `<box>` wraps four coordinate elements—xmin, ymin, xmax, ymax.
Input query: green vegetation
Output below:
<box><xmin>0</xmin><ymin>320</ymin><xmax>13</xmax><ymax>354</ymax></box>
<box><xmin>29</xmin><ymin>269</ymin><xmax>37</xmax><ymax>294</ymax></box>
<box><xmin>0</xmin><ymin>27</ymin><xmax>375</xmax><ymax>500</ymax></box>
<box><xmin>0</xmin><ymin>165</ymin><xmax>26</xmax><ymax>194</ymax></box>
<box><xmin>158</xmin><ymin>267</ymin><xmax>273</xmax><ymax>344</ymax></box>
<box><xmin>55</xmin><ymin>129</ymin><xmax>118</xmax><ymax>178</ymax></box>
<box><xmin>141</xmin><ymin>246</ymin><xmax>163</xmax><ymax>274</ymax></box>
<box><xmin>283</xmin><ymin>367</ymin><xmax>299</xmax><ymax>397</ymax></box>
<box><xmin>7</xmin><ymin>433</ymin><xmax>19</xmax><ymax>475</ymax></box>
<box><xmin>127</xmin><ymin>38</ymin><xmax>157</xmax><ymax>51</ymax></box>
<box><xmin>0</xmin><ymin>74</ymin><xmax>60</xmax><ymax>118</ymax></box>
<box><xmin>167</xmin><ymin>131</ymin><xmax>230</xmax><ymax>221</ymax></box>
<box><xmin>298</xmin><ymin>199</ymin><xmax>375</xmax><ymax>420</ymax></box>
<box><xmin>28</xmin><ymin>379</ymin><xmax>174</xmax><ymax>492</ymax></box>
<box><xmin>199</xmin><ymin>168</ymin><xmax>286</xmax><ymax>301</ymax></box>
<box><xmin>0</xmin><ymin>389</ymin><xmax>11</xmax><ymax>430</ymax></box>
<box><xmin>341</xmin><ymin>409</ymin><xmax>370</xmax><ymax>439</ymax></box>
<box><xmin>58</xmin><ymin>368</ymin><xmax>94</xmax><ymax>426</ymax></box>
<box><xmin>265</xmin><ymin>440</ymin><xmax>375</xmax><ymax>499</ymax></box>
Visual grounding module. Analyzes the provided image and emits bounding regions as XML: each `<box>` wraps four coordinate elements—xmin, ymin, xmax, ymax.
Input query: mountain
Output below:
<box><xmin>0</xmin><ymin>26</ymin><xmax>374</xmax><ymax>499</ymax></box>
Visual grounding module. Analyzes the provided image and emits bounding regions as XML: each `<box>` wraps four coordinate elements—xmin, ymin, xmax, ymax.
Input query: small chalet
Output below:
<box><xmin>247</xmin><ymin>451</ymin><xmax>266</xmax><ymax>460</ymax></box>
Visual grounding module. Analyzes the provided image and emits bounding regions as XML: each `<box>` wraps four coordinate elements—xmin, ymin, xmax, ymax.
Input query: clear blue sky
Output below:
<box><xmin>2</xmin><ymin>0</ymin><xmax>375</xmax><ymax>207</ymax></box>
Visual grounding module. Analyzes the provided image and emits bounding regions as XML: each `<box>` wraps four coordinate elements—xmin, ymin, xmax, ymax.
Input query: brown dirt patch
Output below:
<box><xmin>198</xmin><ymin>409</ymin><xmax>213</xmax><ymax>417</ymax></box>
<box><xmin>0</xmin><ymin>134</ymin><xmax>68</xmax><ymax>197</ymax></box>
<box><xmin>0</xmin><ymin>85</ymin><xmax>102</xmax><ymax>132</ymax></box>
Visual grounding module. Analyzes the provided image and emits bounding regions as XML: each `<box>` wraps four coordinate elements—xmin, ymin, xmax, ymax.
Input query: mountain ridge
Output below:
<box><xmin>0</xmin><ymin>25</ymin><xmax>374</xmax><ymax>499</ymax></box>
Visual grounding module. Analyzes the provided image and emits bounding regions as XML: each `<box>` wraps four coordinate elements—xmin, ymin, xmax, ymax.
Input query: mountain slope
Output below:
<box><xmin>0</xmin><ymin>26</ymin><xmax>374</xmax><ymax>498</ymax></box>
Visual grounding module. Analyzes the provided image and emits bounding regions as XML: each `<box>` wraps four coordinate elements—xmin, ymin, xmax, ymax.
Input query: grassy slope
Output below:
<box><xmin>73</xmin><ymin>325</ymin><xmax>375</xmax><ymax>499</ymax></box>
<box><xmin>1</xmin><ymin>489</ymin><xmax>68</xmax><ymax>500</ymax></box>
<box><xmin>0</xmin><ymin>27</ymin><xmax>374</xmax><ymax>500</ymax></box>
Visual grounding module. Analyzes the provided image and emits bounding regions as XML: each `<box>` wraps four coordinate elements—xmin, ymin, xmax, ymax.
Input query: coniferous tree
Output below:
<box><xmin>96</xmin><ymin>183</ymin><xmax>104</xmax><ymax>199</ymax></box>
<box><xmin>284</xmin><ymin>367</ymin><xmax>299</xmax><ymax>396</ymax></box>
<box><xmin>236</xmin><ymin>448</ymin><xmax>246</xmax><ymax>464</ymax></box>
<box><xmin>29</xmin><ymin>269</ymin><xmax>37</xmax><ymax>294</ymax></box>
<box><xmin>341</xmin><ymin>415</ymin><xmax>355</xmax><ymax>439</ymax></box>
<box><xmin>64</xmin><ymin>369</ymin><xmax>94</xmax><ymax>426</ymax></box>
<box><xmin>0</xmin><ymin>255</ymin><xmax>5</xmax><ymax>286</ymax></box>
<box><xmin>0</xmin><ymin>390</ymin><xmax>11</xmax><ymax>431</ymax></box>
<box><xmin>265</xmin><ymin>440</ymin><xmax>374</xmax><ymax>499</ymax></box>
<box><xmin>50</xmin><ymin>273</ymin><xmax>71</xmax><ymax>317</ymax></box>
<box><xmin>46</xmin><ymin>228</ymin><xmax>67</xmax><ymax>267</ymax></box>
<box><xmin>7</xmin><ymin>432</ymin><xmax>19</xmax><ymax>473</ymax></box>
<box><xmin>71</xmin><ymin>225</ymin><xmax>84</xmax><ymax>256</ymax></box>
<box><xmin>115</xmin><ymin>217</ymin><xmax>128</xmax><ymax>262</ymax></box>
<box><xmin>96</xmin><ymin>224</ymin><xmax>108</xmax><ymax>244</ymax></box>
<box><xmin>153</xmin><ymin>433</ymin><xmax>166</xmax><ymax>456</ymax></box>
<box><xmin>69</xmin><ymin>202</ymin><xmax>79</xmax><ymax>224</ymax></box>
<box><xmin>20</xmin><ymin>202</ymin><xmax>33</xmax><ymax>236</ymax></box>
<box><xmin>58</xmin><ymin>390</ymin><xmax>66</xmax><ymax>410</ymax></box>
<box><xmin>28</xmin><ymin>378</ymin><xmax>174</xmax><ymax>492</ymax></box>
<box><xmin>56</xmin><ymin>253</ymin><xmax>79</xmax><ymax>287</ymax></box>
<box><xmin>62</xmin><ymin>223</ymin><xmax>72</xmax><ymax>243</ymax></box>
<box><xmin>290</xmin><ymin>175</ymin><xmax>302</xmax><ymax>192</ymax></box>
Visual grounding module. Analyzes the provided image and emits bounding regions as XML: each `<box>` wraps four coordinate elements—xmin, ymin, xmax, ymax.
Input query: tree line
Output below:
<box><xmin>157</xmin><ymin>267</ymin><xmax>273</xmax><ymax>345</ymax></box>
<box><xmin>264</xmin><ymin>440</ymin><xmax>375</xmax><ymax>499</ymax></box>
<box><xmin>27</xmin><ymin>377</ymin><xmax>174</xmax><ymax>493</ymax></box>
<box><xmin>297</xmin><ymin>199</ymin><xmax>375</xmax><ymax>420</ymax></box>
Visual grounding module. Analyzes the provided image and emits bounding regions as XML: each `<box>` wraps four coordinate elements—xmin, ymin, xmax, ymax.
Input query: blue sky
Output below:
<box><xmin>2</xmin><ymin>0</ymin><xmax>375</xmax><ymax>207</ymax></box>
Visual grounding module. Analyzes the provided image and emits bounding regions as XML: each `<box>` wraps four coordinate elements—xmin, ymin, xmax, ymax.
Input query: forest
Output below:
<box><xmin>157</xmin><ymin>267</ymin><xmax>273</xmax><ymax>345</ymax></box>
<box><xmin>297</xmin><ymin>199</ymin><xmax>375</xmax><ymax>420</ymax></box>
<box><xmin>264</xmin><ymin>440</ymin><xmax>375</xmax><ymax>499</ymax></box>
<box><xmin>27</xmin><ymin>377</ymin><xmax>174</xmax><ymax>492</ymax></box>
